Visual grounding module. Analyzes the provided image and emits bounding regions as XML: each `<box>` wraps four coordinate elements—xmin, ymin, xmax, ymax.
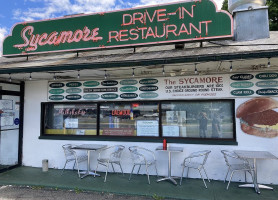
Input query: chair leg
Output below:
<box><xmin>180</xmin><ymin>166</ymin><xmax>186</xmax><ymax>185</ymax></box>
<box><xmin>154</xmin><ymin>163</ymin><xmax>158</xmax><ymax>177</ymax></box>
<box><xmin>72</xmin><ymin>160</ymin><xmax>76</xmax><ymax>170</ymax></box>
<box><xmin>198</xmin><ymin>169</ymin><xmax>207</xmax><ymax>189</ymax></box>
<box><xmin>227</xmin><ymin>171</ymin><xmax>235</xmax><ymax>190</ymax></box>
<box><xmin>145</xmin><ymin>164</ymin><xmax>150</xmax><ymax>184</ymax></box>
<box><xmin>186</xmin><ymin>168</ymin><xmax>189</xmax><ymax>178</ymax></box>
<box><xmin>75</xmin><ymin>160</ymin><xmax>81</xmax><ymax>178</ymax></box>
<box><xmin>250</xmin><ymin>170</ymin><xmax>255</xmax><ymax>185</ymax></box>
<box><xmin>94</xmin><ymin>163</ymin><xmax>99</xmax><ymax>178</ymax></box>
<box><xmin>111</xmin><ymin>163</ymin><xmax>115</xmax><ymax>173</ymax></box>
<box><xmin>119</xmin><ymin>163</ymin><xmax>124</xmax><ymax>176</ymax></box>
<box><xmin>61</xmin><ymin>161</ymin><xmax>68</xmax><ymax>176</ymax></box>
<box><xmin>244</xmin><ymin>171</ymin><xmax>247</xmax><ymax>182</ymax></box>
<box><xmin>203</xmin><ymin>167</ymin><xmax>210</xmax><ymax>182</ymax></box>
<box><xmin>104</xmin><ymin>162</ymin><xmax>109</xmax><ymax>182</ymax></box>
<box><xmin>129</xmin><ymin>165</ymin><xmax>135</xmax><ymax>181</ymax></box>
<box><xmin>224</xmin><ymin>168</ymin><xmax>230</xmax><ymax>183</ymax></box>
<box><xmin>137</xmin><ymin>165</ymin><xmax>141</xmax><ymax>175</ymax></box>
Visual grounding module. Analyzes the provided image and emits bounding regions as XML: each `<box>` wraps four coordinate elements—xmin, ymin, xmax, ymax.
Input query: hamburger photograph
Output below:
<box><xmin>236</xmin><ymin>97</ymin><xmax>278</xmax><ymax>138</ymax></box>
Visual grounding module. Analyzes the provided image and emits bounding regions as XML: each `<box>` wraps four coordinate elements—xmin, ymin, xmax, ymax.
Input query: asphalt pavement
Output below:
<box><xmin>0</xmin><ymin>185</ymin><xmax>166</xmax><ymax>200</ymax></box>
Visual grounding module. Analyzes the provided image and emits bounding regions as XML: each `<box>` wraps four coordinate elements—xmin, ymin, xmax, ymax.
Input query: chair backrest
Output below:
<box><xmin>99</xmin><ymin>145</ymin><xmax>125</xmax><ymax>161</ymax></box>
<box><xmin>62</xmin><ymin>144</ymin><xmax>76</xmax><ymax>159</ymax></box>
<box><xmin>129</xmin><ymin>146</ymin><xmax>155</xmax><ymax>164</ymax></box>
<box><xmin>112</xmin><ymin>145</ymin><xmax>125</xmax><ymax>160</ymax></box>
<box><xmin>189</xmin><ymin>150</ymin><xmax>211</xmax><ymax>165</ymax></box>
<box><xmin>221</xmin><ymin>150</ymin><xmax>245</xmax><ymax>167</ymax></box>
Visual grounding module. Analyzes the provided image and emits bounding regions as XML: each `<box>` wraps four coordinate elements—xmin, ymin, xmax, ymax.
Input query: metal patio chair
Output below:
<box><xmin>180</xmin><ymin>150</ymin><xmax>211</xmax><ymax>188</ymax></box>
<box><xmin>128</xmin><ymin>146</ymin><xmax>158</xmax><ymax>184</ymax></box>
<box><xmin>221</xmin><ymin>150</ymin><xmax>254</xmax><ymax>190</ymax></box>
<box><xmin>94</xmin><ymin>145</ymin><xmax>125</xmax><ymax>182</ymax></box>
<box><xmin>61</xmin><ymin>144</ymin><xmax>87</xmax><ymax>178</ymax></box>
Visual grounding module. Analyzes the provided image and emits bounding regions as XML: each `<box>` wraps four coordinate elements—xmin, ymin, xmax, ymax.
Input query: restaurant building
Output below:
<box><xmin>0</xmin><ymin>0</ymin><xmax>277</xmax><ymax>186</ymax></box>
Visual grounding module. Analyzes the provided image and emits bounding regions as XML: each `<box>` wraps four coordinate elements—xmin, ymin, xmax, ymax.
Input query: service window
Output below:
<box><xmin>99</xmin><ymin>101</ymin><xmax>159</xmax><ymax>137</ymax></box>
<box><xmin>161</xmin><ymin>100</ymin><xmax>235</xmax><ymax>139</ymax></box>
<box><xmin>42</xmin><ymin>103</ymin><xmax>97</xmax><ymax>135</ymax></box>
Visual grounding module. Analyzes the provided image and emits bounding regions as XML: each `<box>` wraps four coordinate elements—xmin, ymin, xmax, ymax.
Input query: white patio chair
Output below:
<box><xmin>180</xmin><ymin>150</ymin><xmax>211</xmax><ymax>188</ymax></box>
<box><xmin>221</xmin><ymin>150</ymin><xmax>254</xmax><ymax>190</ymax></box>
<box><xmin>128</xmin><ymin>146</ymin><xmax>158</xmax><ymax>184</ymax></box>
<box><xmin>61</xmin><ymin>144</ymin><xmax>87</xmax><ymax>178</ymax></box>
<box><xmin>94</xmin><ymin>145</ymin><xmax>125</xmax><ymax>182</ymax></box>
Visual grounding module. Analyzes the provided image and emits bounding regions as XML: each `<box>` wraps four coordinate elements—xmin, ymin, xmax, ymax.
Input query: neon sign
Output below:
<box><xmin>2</xmin><ymin>0</ymin><xmax>233</xmax><ymax>57</ymax></box>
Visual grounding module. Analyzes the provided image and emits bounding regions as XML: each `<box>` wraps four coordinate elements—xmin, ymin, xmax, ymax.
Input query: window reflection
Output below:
<box><xmin>44</xmin><ymin>103</ymin><xmax>97</xmax><ymax>135</ymax></box>
<box><xmin>161</xmin><ymin>100</ymin><xmax>234</xmax><ymax>139</ymax></box>
<box><xmin>99</xmin><ymin>102</ymin><xmax>159</xmax><ymax>136</ymax></box>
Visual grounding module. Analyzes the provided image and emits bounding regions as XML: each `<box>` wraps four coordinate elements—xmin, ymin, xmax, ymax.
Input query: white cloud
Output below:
<box><xmin>138</xmin><ymin>0</ymin><xmax>224</xmax><ymax>9</ymax></box>
<box><xmin>13</xmin><ymin>0</ymin><xmax>225</xmax><ymax>22</ymax></box>
<box><xmin>0</xmin><ymin>27</ymin><xmax>8</xmax><ymax>57</ymax></box>
<box><xmin>13</xmin><ymin>0</ymin><xmax>120</xmax><ymax>21</ymax></box>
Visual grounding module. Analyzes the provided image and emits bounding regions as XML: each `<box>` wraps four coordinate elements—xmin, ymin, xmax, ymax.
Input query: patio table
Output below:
<box><xmin>156</xmin><ymin>146</ymin><xmax>183</xmax><ymax>185</ymax></box>
<box><xmin>234</xmin><ymin>150</ymin><xmax>278</xmax><ymax>194</ymax></box>
<box><xmin>72</xmin><ymin>144</ymin><xmax>107</xmax><ymax>179</ymax></box>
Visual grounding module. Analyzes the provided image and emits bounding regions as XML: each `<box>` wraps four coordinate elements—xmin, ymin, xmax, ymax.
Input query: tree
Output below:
<box><xmin>267</xmin><ymin>0</ymin><xmax>278</xmax><ymax>30</ymax></box>
<box><xmin>221</xmin><ymin>0</ymin><xmax>278</xmax><ymax>31</ymax></box>
<box><xmin>221</xmin><ymin>0</ymin><xmax>228</xmax><ymax>12</ymax></box>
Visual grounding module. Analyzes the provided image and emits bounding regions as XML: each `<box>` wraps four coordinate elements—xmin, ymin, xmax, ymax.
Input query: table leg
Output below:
<box><xmin>157</xmin><ymin>151</ymin><xmax>179</xmax><ymax>185</ymax></box>
<box><xmin>80</xmin><ymin>150</ymin><xmax>100</xmax><ymax>179</ymax></box>
<box><xmin>238</xmin><ymin>158</ymin><xmax>273</xmax><ymax>194</ymax></box>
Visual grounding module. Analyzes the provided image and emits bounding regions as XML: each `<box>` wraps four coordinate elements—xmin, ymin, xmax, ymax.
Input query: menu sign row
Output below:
<box><xmin>48</xmin><ymin>75</ymin><xmax>230</xmax><ymax>101</ymax></box>
<box><xmin>48</xmin><ymin>72</ymin><xmax>278</xmax><ymax>101</ymax></box>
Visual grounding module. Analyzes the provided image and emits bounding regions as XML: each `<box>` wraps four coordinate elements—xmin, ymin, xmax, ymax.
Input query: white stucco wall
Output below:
<box><xmin>23</xmin><ymin>80</ymin><xmax>278</xmax><ymax>184</ymax></box>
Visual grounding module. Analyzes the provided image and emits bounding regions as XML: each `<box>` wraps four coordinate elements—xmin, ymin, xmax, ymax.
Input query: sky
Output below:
<box><xmin>0</xmin><ymin>0</ymin><xmax>224</xmax><ymax>56</ymax></box>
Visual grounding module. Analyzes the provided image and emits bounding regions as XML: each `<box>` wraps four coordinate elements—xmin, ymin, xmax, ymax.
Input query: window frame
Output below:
<box><xmin>40</xmin><ymin>99</ymin><xmax>237</xmax><ymax>145</ymax></box>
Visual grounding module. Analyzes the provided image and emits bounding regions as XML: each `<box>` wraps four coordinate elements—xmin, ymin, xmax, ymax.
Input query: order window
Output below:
<box><xmin>161</xmin><ymin>100</ymin><xmax>234</xmax><ymax>139</ymax></box>
<box><xmin>42</xmin><ymin>103</ymin><xmax>97</xmax><ymax>135</ymax></box>
<box><xmin>99</xmin><ymin>101</ymin><xmax>159</xmax><ymax>137</ymax></box>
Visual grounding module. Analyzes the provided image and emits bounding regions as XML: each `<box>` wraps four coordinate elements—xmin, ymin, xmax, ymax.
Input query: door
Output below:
<box><xmin>0</xmin><ymin>82</ymin><xmax>24</xmax><ymax>172</ymax></box>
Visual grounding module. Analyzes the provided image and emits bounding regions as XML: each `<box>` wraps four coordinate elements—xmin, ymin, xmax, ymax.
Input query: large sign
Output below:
<box><xmin>2</xmin><ymin>0</ymin><xmax>233</xmax><ymax>57</ymax></box>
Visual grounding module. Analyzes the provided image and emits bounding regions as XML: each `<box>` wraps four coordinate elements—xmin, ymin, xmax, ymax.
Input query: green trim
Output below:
<box><xmin>39</xmin><ymin>135</ymin><xmax>237</xmax><ymax>145</ymax></box>
<box><xmin>1</xmin><ymin>50</ymin><xmax>278</xmax><ymax>74</ymax></box>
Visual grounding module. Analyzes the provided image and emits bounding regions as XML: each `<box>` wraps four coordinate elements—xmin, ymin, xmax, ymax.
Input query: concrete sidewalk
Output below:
<box><xmin>0</xmin><ymin>167</ymin><xmax>277</xmax><ymax>200</ymax></box>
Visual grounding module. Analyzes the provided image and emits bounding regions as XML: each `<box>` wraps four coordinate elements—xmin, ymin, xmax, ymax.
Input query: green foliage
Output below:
<box><xmin>74</xmin><ymin>187</ymin><xmax>82</xmax><ymax>194</ymax></box>
<box><xmin>221</xmin><ymin>0</ymin><xmax>228</xmax><ymax>12</ymax></box>
<box><xmin>31</xmin><ymin>185</ymin><xmax>44</xmax><ymax>190</ymax></box>
<box><xmin>152</xmin><ymin>194</ymin><xmax>164</xmax><ymax>200</ymax></box>
<box><xmin>267</xmin><ymin>0</ymin><xmax>278</xmax><ymax>30</ymax></box>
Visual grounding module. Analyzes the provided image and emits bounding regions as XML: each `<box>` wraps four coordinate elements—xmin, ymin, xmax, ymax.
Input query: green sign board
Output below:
<box><xmin>3</xmin><ymin>0</ymin><xmax>233</xmax><ymax>57</ymax></box>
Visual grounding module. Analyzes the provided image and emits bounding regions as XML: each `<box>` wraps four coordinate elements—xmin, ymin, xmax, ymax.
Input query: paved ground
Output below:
<box><xmin>0</xmin><ymin>185</ymin><xmax>171</xmax><ymax>200</ymax></box>
<box><xmin>1</xmin><ymin>167</ymin><xmax>278</xmax><ymax>200</ymax></box>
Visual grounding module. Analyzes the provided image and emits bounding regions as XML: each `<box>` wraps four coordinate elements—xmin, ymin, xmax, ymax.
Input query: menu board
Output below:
<box><xmin>230</xmin><ymin>72</ymin><xmax>278</xmax><ymax>97</ymax></box>
<box><xmin>136</xmin><ymin>120</ymin><xmax>159</xmax><ymax>137</ymax></box>
<box><xmin>0</xmin><ymin>112</ymin><xmax>14</xmax><ymax>126</ymax></box>
<box><xmin>163</xmin><ymin>125</ymin><xmax>180</xmax><ymax>137</ymax></box>
<box><xmin>64</xmin><ymin>118</ymin><xmax>78</xmax><ymax>128</ymax></box>
<box><xmin>0</xmin><ymin>100</ymin><xmax>13</xmax><ymax>110</ymax></box>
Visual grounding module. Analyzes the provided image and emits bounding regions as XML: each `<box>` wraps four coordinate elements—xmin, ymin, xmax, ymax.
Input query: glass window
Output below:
<box><xmin>0</xmin><ymin>83</ymin><xmax>20</xmax><ymax>92</ymax></box>
<box><xmin>43</xmin><ymin>103</ymin><xmax>97</xmax><ymax>135</ymax></box>
<box><xmin>161</xmin><ymin>100</ymin><xmax>234</xmax><ymax>139</ymax></box>
<box><xmin>99</xmin><ymin>102</ymin><xmax>159</xmax><ymax>137</ymax></box>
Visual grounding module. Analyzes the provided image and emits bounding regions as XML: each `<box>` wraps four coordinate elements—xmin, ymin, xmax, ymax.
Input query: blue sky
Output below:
<box><xmin>0</xmin><ymin>0</ymin><xmax>224</xmax><ymax>56</ymax></box>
